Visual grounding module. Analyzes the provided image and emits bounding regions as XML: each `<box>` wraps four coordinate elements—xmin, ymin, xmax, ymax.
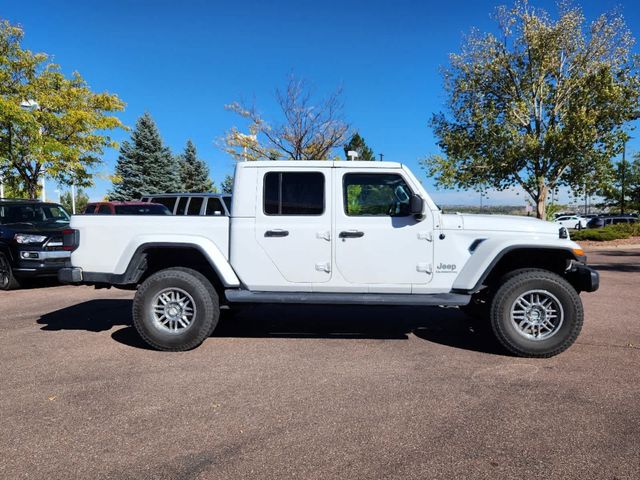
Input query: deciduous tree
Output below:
<box><xmin>423</xmin><ymin>2</ymin><xmax>640</xmax><ymax>219</ymax></box>
<box><xmin>0</xmin><ymin>20</ymin><xmax>125</xmax><ymax>199</ymax></box>
<box><xmin>598</xmin><ymin>154</ymin><xmax>640</xmax><ymax>214</ymax></box>
<box><xmin>222</xmin><ymin>76</ymin><xmax>350</xmax><ymax>161</ymax></box>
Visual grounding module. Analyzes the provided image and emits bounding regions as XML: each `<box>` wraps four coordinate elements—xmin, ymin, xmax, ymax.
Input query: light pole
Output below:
<box><xmin>19</xmin><ymin>100</ymin><xmax>45</xmax><ymax>201</ymax></box>
<box><xmin>621</xmin><ymin>140</ymin><xmax>627</xmax><ymax>215</ymax></box>
<box><xmin>71</xmin><ymin>184</ymin><xmax>76</xmax><ymax>214</ymax></box>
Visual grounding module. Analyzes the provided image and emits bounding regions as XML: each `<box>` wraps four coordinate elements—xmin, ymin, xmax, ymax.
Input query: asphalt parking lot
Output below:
<box><xmin>1</xmin><ymin>249</ymin><xmax>639</xmax><ymax>480</ymax></box>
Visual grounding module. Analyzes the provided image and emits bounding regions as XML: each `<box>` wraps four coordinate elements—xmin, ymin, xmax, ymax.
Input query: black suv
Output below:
<box><xmin>0</xmin><ymin>199</ymin><xmax>72</xmax><ymax>290</ymax></box>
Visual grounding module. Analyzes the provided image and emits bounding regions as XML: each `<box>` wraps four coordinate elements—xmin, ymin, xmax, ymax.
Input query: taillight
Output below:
<box><xmin>62</xmin><ymin>229</ymin><xmax>80</xmax><ymax>251</ymax></box>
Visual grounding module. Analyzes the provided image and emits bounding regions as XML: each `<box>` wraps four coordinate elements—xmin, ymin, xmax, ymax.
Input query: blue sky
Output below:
<box><xmin>5</xmin><ymin>0</ymin><xmax>640</xmax><ymax>205</ymax></box>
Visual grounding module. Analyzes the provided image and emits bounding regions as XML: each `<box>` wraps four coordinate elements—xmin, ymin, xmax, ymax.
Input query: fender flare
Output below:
<box><xmin>114</xmin><ymin>240</ymin><xmax>241</xmax><ymax>287</ymax></box>
<box><xmin>452</xmin><ymin>243</ymin><xmax>582</xmax><ymax>293</ymax></box>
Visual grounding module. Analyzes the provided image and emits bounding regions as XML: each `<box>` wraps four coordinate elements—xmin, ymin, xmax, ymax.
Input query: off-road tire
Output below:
<box><xmin>133</xmin><ymin>267</ymin><xmax>219</xmax><ymax>351</ymax></box>
<box><xmin>461</xmin><ymin>270</ymin><xmax>524</xmax><ymax>321</ymax></box>
<box><xmin>490</xmin><ymin>269</ymin><xmax>583</xmax><ymax>358</ymax></box>
<box><xmin>0</xmin><ymin>253</ymin><xmax>21</xmax><ymax>291</ymax></box>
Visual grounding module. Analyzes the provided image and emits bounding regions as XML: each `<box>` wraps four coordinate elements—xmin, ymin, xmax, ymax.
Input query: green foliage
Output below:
<box><xmin>0</xmin><ymin>19</ymin><xmax>125</xmax><ymax>199</ymax></box>
<box><xmin>597</xmin><ymin>154</ymin><xmax>640</xmax><ymax>214</ymax></box>
<box><xmin>178</xmin><ymin>140</ymin><xmax>215</xmax><ymax>193</ymax></box>
<box><xmin>60</xmin><ymin>188</ymin><xmax>89</xmax><ymax>213</ymax></box>
<box><xmin>221</xmin><ymin>174</ymin><xmax>234</xmax><ymax>194</ymax></box>
<box><xmin>109</xmin><ymin>113</ymin><xmax>180</xmax><ymax>200</ymax></box>
<box><xmin>571</xmin><ymin>222</ymin><xmax>640</xmax><ymax>241</ymax></box>
<box><xmin>344</xmin><ymin>133</ymin><xmax>375</xmax><ymax>161</ymax></box>
<box><xmin>423</xmin><ymin>2</ymin><xmax>640</xmax><ymax>219</ymax></box>
<box><xmin>545</xmin><ymin>203</ymin><xmax>563</xmax><ymax>221</ymax></box>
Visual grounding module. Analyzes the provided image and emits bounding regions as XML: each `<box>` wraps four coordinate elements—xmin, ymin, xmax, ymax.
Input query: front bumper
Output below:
<box><xmin>567</xmin><ymin>264</ymin><xmax>599</xmax><ymax>293</ymax></box>
<box><xmin>12</xmin><ymin>250</ymin><xmax>70</xmax><ymax>278</ymax></box>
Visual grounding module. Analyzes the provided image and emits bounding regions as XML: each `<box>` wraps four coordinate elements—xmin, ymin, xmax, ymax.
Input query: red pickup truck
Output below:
<box><xmin>82</xmin><ymin>201</ymin><xmax>171</xmax><ymax>215</ymax></box>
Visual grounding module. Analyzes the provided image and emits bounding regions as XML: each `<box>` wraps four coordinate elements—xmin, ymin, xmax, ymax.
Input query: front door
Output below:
<box><xmin>255</xmin><ymin>169</ymin><xmax>332</xmax><ymax>284</ymax></box>
<box><xmin>333</xmin><ymin>169</ymin><xmax>433</xmax><ymax>290</ymax></box>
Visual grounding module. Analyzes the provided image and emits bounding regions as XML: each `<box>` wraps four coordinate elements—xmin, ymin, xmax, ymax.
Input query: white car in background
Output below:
<box><xmin>555</xmin><ymin>215</ymin><xmax>588</xmax><ymax>230</ymax></box>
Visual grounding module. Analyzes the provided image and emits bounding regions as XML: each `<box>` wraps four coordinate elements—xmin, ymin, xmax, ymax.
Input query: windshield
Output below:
<box><xmin>0</xmin><ymin>204</ymin><xmax>70</xmax><ymax>225</ymax></box>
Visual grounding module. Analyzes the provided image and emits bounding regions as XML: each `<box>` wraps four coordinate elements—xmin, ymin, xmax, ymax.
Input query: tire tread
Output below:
<box><xmin>133</xmin><ymin>267</ymin><xmax>219</xmax><ymax>351</ymax></box>
<box><xmin>490</xmin><ymin>268</ymin><xmax>583</xmax><ymax>358</ymax></box>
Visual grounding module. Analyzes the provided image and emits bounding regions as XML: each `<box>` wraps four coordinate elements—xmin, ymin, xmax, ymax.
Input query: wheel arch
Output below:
<box><xmin>117</xmin><ymin>242</ymin><xmax>240</xmax><ymax>290</ymax></box>
<box><xmin>453</xmin><ymin>244</ymin><xmax>582</xmax><ymax>294</ymax></box>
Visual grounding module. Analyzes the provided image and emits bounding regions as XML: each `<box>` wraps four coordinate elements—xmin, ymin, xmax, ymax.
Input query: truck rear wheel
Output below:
<box><xmin>490</xmin><ymin>269</ymin><xmax>583</xmax><ymax>358</ymax></box>
<box><xmin>133</xmin><ymin>267</ymin><xmax>219</xmax><ymax>351</ymax></box>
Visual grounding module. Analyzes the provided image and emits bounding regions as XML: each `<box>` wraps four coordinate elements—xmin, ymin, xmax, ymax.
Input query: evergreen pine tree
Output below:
<box><xmin>343</xmin><ymin>133</ymin><xmax>375</xmax><ymax>161</ymax></box>
<box><xmin>221</xmin><ymin>174</ymin><xmax>234</xmax><ymax>194</ymax></box>
<box><xmin>178</xmin><ymin>140</ymin><xmax>214</xmax><ymax>192</ymax></box>
<box><xmin>109</xmin><ymin>113</ymin><xmax>180</xmax><ymax>200</ymax></box>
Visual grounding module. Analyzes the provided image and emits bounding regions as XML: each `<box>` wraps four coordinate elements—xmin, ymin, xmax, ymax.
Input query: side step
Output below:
<box><xmin>225</xmin><ymin>290</ymin><xmax>471</xmax><ymax>307</ymax></box>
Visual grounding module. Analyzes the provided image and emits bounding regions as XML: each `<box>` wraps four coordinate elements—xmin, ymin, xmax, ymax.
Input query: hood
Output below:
<box><xmin>442</xmin><ymin>214</ymin><xmax>560</xmax><ymax>235</ymax></box>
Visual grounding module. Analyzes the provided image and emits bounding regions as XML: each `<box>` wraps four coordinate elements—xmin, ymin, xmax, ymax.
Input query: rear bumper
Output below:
<box><xmin>58</xmin><ymin>267</ymin><xmax>83</xmax><ymax>284</ymax></box>
<box><xmin>568</xmin><ymin>264</ymin><xmax>599</xmax><ymax>293</ymax></box>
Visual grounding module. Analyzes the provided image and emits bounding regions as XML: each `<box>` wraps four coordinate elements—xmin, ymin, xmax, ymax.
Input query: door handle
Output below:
<box><xmin>265</xmin><ymin>229</ymin><xmax>289</xmax><ymax>237</ymax></box>
<box><xmin>339</xmin><ymin>230</ymin><xmax>364</xmax><ymax>238</ymax></box>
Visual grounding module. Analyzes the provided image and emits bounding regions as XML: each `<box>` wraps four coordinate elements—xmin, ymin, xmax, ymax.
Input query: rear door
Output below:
<box><xmin>255</xmin><ymin>169</ymin><xmax>332</xmax><ymax>283</ymax></box>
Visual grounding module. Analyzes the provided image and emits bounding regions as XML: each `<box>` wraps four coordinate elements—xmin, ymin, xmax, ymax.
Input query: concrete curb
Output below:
<box><xmin>584</xmin><ymin>243</ymin><xmax>640</xmax><ymax>252</ymax></box>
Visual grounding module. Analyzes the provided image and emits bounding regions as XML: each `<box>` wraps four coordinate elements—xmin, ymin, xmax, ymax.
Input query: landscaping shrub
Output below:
<box><xmin>571</xmin><ymin>222</ymin><xmax>639</xmax><ymax>241</ymax></box>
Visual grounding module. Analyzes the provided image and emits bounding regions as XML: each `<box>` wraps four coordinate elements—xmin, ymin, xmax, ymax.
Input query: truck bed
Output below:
<box><xmin>69</xmin><ymin>215</ymin><xmax>230</xmax><ymax>275</ymax></box>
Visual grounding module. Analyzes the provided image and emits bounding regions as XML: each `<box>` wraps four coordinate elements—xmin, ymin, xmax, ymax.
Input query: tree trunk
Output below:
<box><xmin>26</xmin><ymin>177</ymin><xmax>39</xmax><ymax>200</ymax></box>
<box><xmin>536</xmin><ymin>197</ymin><xmax>545</xmax><ymax>220</ymax></box>
<box><xmin>536</xmin><ymin>184</ymin><xmax>548</xmax><ymax>220</ymax></box>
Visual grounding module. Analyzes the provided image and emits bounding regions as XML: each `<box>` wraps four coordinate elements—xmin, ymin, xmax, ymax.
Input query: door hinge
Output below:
<box><xmin>316</xmin><ymin>231</ymin><xmax>331</xmax><ymax>241</ymax></box>
<box><xmin>315</xmin><ymin>262</ymin><xmax>331</xmax><ymax>273</ymax></box>
<box><xmin>416</xmin><ymin>263</ymin><xmax>432</xmax><ymax>274</ymax></box>
<box><xmin>417</xmin><ymin>231</ymin><xmax>433</xmax><ymax>242</ymax></box>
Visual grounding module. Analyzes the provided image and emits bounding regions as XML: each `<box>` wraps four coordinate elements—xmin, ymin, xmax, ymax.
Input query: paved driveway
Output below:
<box><xmin>1</xmin><ymin>249</ymin><xmax>638</xmax><ymax>479</ymax></box>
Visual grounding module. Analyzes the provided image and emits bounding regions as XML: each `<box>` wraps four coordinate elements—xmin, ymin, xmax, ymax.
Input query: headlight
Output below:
<box><xmin>14</xmin><ymin>234</ymin><xmax>47</xmax><ymax>244</ymax></box>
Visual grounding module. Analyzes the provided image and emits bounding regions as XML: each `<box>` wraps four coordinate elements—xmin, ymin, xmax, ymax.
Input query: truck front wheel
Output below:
<box><xmin>0</xmin><ymin>253</ymin><xmax>21</xmax><ymax>291</ymax></box>
<box><xmin>490</xmin><ymin>269</ymin><xmax>583</xmax><ymax>358</ymax></box>
<box><xmin>133</xmin><ymin>267</ymin><xmax>219</xmax><ymax>351</ymax></box>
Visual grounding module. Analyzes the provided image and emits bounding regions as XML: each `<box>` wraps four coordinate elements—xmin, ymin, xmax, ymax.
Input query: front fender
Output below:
<box><xmin>452</xmin><ymin>238</ymin><xmax>583</xmax><ymax>292</ymax></box>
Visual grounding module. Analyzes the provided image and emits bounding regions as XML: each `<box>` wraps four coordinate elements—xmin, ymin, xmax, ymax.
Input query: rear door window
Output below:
<box><xmin>97</xmin><ymin>204</ymin><xmax>111</xmax><ymax>214</ymax></box>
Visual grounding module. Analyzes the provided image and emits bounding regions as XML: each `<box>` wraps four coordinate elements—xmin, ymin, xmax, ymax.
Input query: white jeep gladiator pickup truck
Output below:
<box><xmin>59</xmin><ymin>161</ymin><xmax>599</xmax><ymax>357</ymax></box>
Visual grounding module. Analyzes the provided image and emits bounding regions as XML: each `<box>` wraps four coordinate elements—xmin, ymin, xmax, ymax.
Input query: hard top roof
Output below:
<box><xmin>237</xmin><ymin>160</ymin><xmax>402</xmax><ymax>169</ymax></box>
<box><xmin>141</xmin><ymin>193</ymin><xmax>230</xmax><ymax>197</ymax></box>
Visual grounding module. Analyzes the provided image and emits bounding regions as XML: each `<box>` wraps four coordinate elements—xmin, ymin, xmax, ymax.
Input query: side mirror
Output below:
<box><xmin>410</xmin><ymin>194</ymin><xmax>424</xmax><ymax>219</ymax></box>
